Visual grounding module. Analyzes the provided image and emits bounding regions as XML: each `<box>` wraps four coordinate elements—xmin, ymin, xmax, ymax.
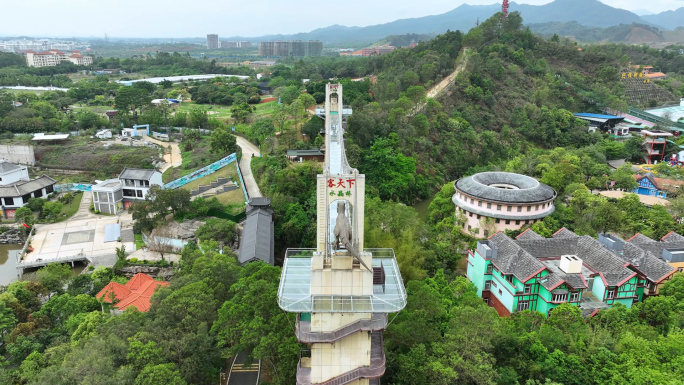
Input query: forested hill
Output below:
<box><xmin>346</xmin><ymin>12</ymin><xmax>652</xmax><ymax>203</ymax></box>
<box><xmin>529</xmin><ymin>22</ymin><xmax>665</xmax><ymax>43</ymax></box>
<box><xmin>225</xmin><ymin>0</ymin><xmax>661</xmax><ymax>45</ymax></box>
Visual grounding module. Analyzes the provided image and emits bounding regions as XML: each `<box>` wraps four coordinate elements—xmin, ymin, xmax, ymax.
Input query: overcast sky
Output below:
<box><xmin>2</xmin><ymin>0</ymin><xmax>684</xmax><ymax>38</ymax></box>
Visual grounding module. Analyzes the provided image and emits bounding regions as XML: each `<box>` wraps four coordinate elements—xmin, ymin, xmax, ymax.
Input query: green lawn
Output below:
<box><xmin>134</xmin><ymin>234</ymin><xmax>146</xmax><ymax>250</ymax></box>
<box><xmin>214</xmin><ymin>188</ymin><xmax>246</xmax><ymax>205</ymax></box>
<box><xmin>53</xmin><ymin>191</ymin><xmax>83</xmax><ymax>222</ymax></box>
<box><xmin>254</xmin><ymin>101</ymin><xmax>278</xmax><ymax>117</ymax></box>
<box><xmin>180</xmin><ymin>162</ymin><xmax>239</xmax><ymax>192</ymax></box>
<box><xmin>177</xmin><ymin>101</ymin><xmax>233</xmax><ymax>119</ymax></box>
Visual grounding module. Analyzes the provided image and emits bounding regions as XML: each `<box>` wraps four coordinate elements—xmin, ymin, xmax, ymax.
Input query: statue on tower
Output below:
<box><xmin>333</xmin><ymin>201</ymin><xmax>352</xmax><ymax>250</ymax></box>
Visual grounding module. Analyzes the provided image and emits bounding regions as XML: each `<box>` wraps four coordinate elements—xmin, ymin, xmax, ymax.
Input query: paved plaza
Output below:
<box><xmin>26</xmin><ymin>213</ymin><xmax>135</xmax><ymax>263</ymax></box>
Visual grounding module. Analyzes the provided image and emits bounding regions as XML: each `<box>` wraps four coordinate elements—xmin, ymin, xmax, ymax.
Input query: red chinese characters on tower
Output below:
<box><xmin>327</xmin><ymin>178</ymin><xmax>356</xmax><ymax>189</ymax></box>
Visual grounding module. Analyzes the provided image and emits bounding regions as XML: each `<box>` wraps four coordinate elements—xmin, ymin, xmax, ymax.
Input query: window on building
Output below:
<box><xmin>141</xmin><ymin>180</ymin><xmax>150</xmax><ymax>187</ymax></box>
<box><xmin>552</xmin><ymin>293</ymin><xmax>568</xmax><ymax>302</ymax></box>
<box><xmin>486</xmin><ymin>265</ymin><xmax>493</xmax><ymax>274</ymax></box>
<box><xmin>496</xmin><ymin>219</ymin><xmax>501</xmax><ymax>224</ymax></box>
<box><xmin>123</xmin><ymin>189</ymin><xmax>135</xmax><ymax>197</ymax></box>
<box><xmin>524</xmin><ymin>284</ymin><xmax>532</xmax><ymax>294</ymax></box>
<box><xmin>22</xmin><ymin>194</ymin><xmax>30</xmax><ymax>203</ymax></box>
<box><xmin>470</xmin><ymin>198</ymin><xmax>474</xmax><ymax>204</ymax></box>
<box><xmin>477</xmin><ymin>214</ymin><xmax>481</xmax><ymax>219</ymax></box>
<box><xmin>505</xmin><ymin>274</ymin><xmax>514</xmax><ymax>284</ymax></box>
<box><xmin>535</xmin><ymin>204</ymin><xmax>539</xmax><ymax>210</ymax></box>
<box><xmin>507</xmin><ymin>206</ymin><xmax>512</xmax><ymax>212</ymax></box>
<box><xmin>136</xmin><ymin>190</ymin><xmax>143</xmax><ymax>198</ymax></box>
<box><xmin>499</xmin><ymin>289</ymin><xmax>503</xmax><ymax>295</ymax></box>
<box><xmin>33</xmin><ymin>189</ymin><xmax>43</xmax><ymax>198</ymax></box>
<box><xmin>483</xmin><ymin>298</ymin><xmax>489</xmax><ymax>305</ymax></box>
<box><xmin>570</xmin><ymin>292</ymin><xmax>580</xmax><ymax>302</ymax></box>
<box><xmin>46</xmin><ymin>185</ymin><xmax>54</xmax><ymax>194</ymax></box>
<box><xmin>484</xmin><ymin>281</ymin><xmax>491</xmax><ymax>290</ymax></box>
<box><xmin>487</xmin><ymin>203</ymin><xmax>491</xmax><ymax>209</ymax></box>
<box><xmin>469</xmin><ymin>212</ymin><xmax>473</xmax><ymax>217</ymax></box>
<box><xmin>478</xmin><ymin>201</ymin><xmax>482</xmax><ymax>207</ymax></box>
<box><xmin>524</xmin><ymin>220</ymin><xmax>529</xmax><ymax>225</ymax></box>
<box><xmin>527</xmin><ymin>205</ymin><xmax>531</xmax><ymax>212</ymax></box>
<box><xmin>517</xmin><ymin>301</ymin><xmax>529</xmax><ymax>312</ymax></box>
<box><xmin>3</xmin><ymin>197</ymin><xmax>13</xmax><ymax>206</ymax></box>
<box><xmin>606</xmin><ymin>290</ymin><xmax>615</xmax><ymax>300</ymax></box>
<box><xmin>497</xmin><ymin>205</ymin><xmax>502</xmax><ymax>211</ymax></box>
<box><xmin>492</xmin><ymin>281</ymin><xmax>498</xmax><ymax>288</ymax></box>
<box><xmin>517</xmin><ymin>206</ymin><xmax>522</xmax><ymax>212</ymax></box>
<box><xmin>515</xmin><ymin>220</ymin><xmax>520</xmax><ymax>225</ymax></box>
<box><xmin>505</xmin><ymin>220</ymin><xmax>510</xmax><ymax>225</ymax></box>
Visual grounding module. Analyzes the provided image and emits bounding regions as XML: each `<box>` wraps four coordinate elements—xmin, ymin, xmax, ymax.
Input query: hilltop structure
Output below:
<box><xmin>278</xmin><ymin>83</ymin><xmax>406</xmax><ymax>384</ymax></box>
<box><xmin>467</xmin><ymin>228</ymin><xmax>676</xmax><ymax>317</ymax></box>
<box><xmin>453</xmin><ymin>172</ymin><xmax>556</xmax><ymax>238</ymax></box>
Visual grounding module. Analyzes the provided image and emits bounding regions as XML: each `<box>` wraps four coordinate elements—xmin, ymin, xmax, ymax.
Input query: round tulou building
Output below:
<box><xmin>453</xmin><ymin>172</ymin><xmax>557</xmax><ymax>237</ymax></box>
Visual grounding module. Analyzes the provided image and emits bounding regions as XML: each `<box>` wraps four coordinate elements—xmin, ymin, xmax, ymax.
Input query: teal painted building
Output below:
<box><xmin>467</xmin><ymin>228</ymin><xmax>674</xmax><ymax>317</ymax></box>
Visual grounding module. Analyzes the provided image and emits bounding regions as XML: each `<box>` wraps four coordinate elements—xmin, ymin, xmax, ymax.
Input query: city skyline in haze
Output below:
<box><xmin>3</xmin><ymin>0</ymin><xmax>684</xmax><ymax>38</ymax></box>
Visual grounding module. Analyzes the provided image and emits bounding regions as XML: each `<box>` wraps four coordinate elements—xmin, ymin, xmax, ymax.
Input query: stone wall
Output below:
<box><xmin>118</xmin><ymin>265</ymin><xmax>174</xmax><ymax>281</ymax></box>
<box><xmin>0</xmin><ymin>228</ymin><xmax>24</xmax><ymax>245</ymax></box>
<box><xmin>0</xmin><ymin>144</ymin><xmax>35</xmax><ymax>166</ymax></box>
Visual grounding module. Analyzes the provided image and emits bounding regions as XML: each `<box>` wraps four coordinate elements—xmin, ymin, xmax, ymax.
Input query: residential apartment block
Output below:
<box><xmin>207</xmin><ymin>34</ymin><xmax>219</xmax><ymax>50</ymax></box>
<box><xmin>258</xmin><ymin>40</ymin><xmax>322</xmax><ymax>57</ymax></box>
<box><xmin>25</xmin><ymin>49</ymin><xmax>93</xmax><ymax>67</ymax></box>
<box><xmin>467</xmin><ymin>228</ymin><xmax>676</xmax><ymax>317</ymax></box>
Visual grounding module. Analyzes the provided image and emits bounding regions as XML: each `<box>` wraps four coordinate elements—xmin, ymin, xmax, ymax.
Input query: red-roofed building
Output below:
<box><xmin>96</xmin><ymin>273</ymin><xmax>170</xmax><ymax>312</ymax></box>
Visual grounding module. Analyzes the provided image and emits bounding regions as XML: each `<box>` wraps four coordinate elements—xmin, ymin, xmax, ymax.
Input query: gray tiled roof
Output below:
<box><xmin>492</xmin><ymin>231</ymin><xmax>636</xmax><ymax>287</ymax></box>
<box><xmin>661</xmin><ymin>232</ymin><xmax>684</xmax><ymax>243</ymax></box>
<box><xmin>0</xmin><ymin>175</ymin><xmax>56</xmax><ymax>198</ymax></box>
<box><xmin>620</xmin><ymin>238</ymin><xmax>677</xmax><ymax>282</ymax></box>
<box><xmin>455</xmin><ymin>172</ymin><xmax>557</xmax><ymax>203</ymax></box>
<box><xmin>488</xmin><ymin>232</ymin><xmax>546</xmax><ymax>282</ymax></box>
<box><xmin>628</xmin><ymin>233</ymin><xmax>657</xmax><ymax>244</ymax></box>
<box><xmin>564</xmin><ymin>274</ymin><xmax>587</xmax><ymax>289</ymax></box>
<box><xmin>540</xmin><ymin>274</ymin><xmax>564</xmax><ymax>290</ymax></box>
<box><xmin>238</xmin><ymin>207</ymin><xmax>274</xmax><ymax>266</ymax></box>
<box><xmin>0</xmin><ymin>161</ymin><xmax>21</xmax><ymax>173</ymax></box>
<box><xmin>516</xmin><ymin>229</ymin><xmax>545</xmax><ymax>241</ymax></box>
<box><xmin>553</xmin><ymin>228</ymin><xmax>578</xmax><ymax>239</ymax></box>
<box><xmin>119</xmin><ymin>168</ymin><xmax>157</xmax><ymax>180</ymax></box>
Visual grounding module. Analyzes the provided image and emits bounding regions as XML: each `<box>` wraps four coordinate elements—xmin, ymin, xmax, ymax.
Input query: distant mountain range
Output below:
<box><xmin>223</xmin><ymin>0</ymin><xmax>684</xmax><ymax>46</ymax></box>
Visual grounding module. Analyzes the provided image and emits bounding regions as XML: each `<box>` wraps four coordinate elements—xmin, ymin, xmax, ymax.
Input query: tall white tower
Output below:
<box><xmin>278</xmin><ymin>84</ymin><xmax>407</xmax><ymax>384</ymax></box>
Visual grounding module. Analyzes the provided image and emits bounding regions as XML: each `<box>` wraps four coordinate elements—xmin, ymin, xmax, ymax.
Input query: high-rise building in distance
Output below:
<box><xmin>258</xmin><ymin>40</ymin><xmax>323</xmax><ymax>57</ymax></box>
<box><xmin>206</xmin><ymin>34</ymin><xmax>219</xmax><ymax>49</ymax></box>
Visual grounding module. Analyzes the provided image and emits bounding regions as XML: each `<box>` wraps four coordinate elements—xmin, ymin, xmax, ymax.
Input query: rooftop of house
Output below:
<box><xmin>0</xmin><ymin>175</ymin><xmax>56</xmax><ymax>198</ymax></box>
<box><xmin>239</xmin><ymin>202</ymin><xmax>274</xmax><ymax>266</ymax></box>
<box><xmin>119</xmin><ymin>168</ymin><xmax>158</xmax><ymax>181</ymax></box>
<box><xmin>96</xmin><ymin>273</ymin><xmax>170</xmax><ymax>312</ymax></box>
<box><xmin>634</xmin><ymin>172</ymin><xmax>684</xmax><ymax>190</ymax></box>
<box><xmin>482</xmin><ymin>228</ymin><xmax>675</xmax><ymax>288</ymax></box>
<box><xmin>0</xmin><ymin>160</ymin><xmax>23</xmax><ymax>174</ymax></box>
<box><xmin>455</xmin><ymin>172</ymin><xmax>557</xmax><ymax>204</ymax></box>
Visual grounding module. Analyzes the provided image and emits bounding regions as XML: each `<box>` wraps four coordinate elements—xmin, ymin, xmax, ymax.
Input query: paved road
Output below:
<box><xmin>143</xmin><ymin>135</ymin><xmax>183</xmax><ymax>172</ymax></box>
<box><xmin>227</xmin><ymin>352</ymin><xmax>260</xmax><ymax>385</ymax></box>
<box><xmin>234</xmin><ymin>136</ymin><xmax>262</xmax><ymax>199</ymax></box>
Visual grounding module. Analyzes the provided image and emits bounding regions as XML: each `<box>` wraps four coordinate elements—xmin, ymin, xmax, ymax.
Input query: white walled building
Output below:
<box><xmin>25</xmin><ymin>49</ymin><xmax>93</xmax><ymax>67</ymax></box>
<box><xmin>453</xmin><ymin>172</ymin><xmax>557</xmax><ymax>238</ymax></box>
<box><xmin>91</xmin><ymin>168</ymin><xmax>163</xmax><ymax>214</ymax></box>
<box><xmin>0</xmin><ymin>160</ymin><xmax>56</xmax><ymax>219</ymax></box>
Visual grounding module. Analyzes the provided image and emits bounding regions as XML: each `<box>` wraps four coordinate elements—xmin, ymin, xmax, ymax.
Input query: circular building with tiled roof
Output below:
<box><xmin>453</xmin><ymin>172</ymin><xmax>557</xmax><ymax>238</ymax></box>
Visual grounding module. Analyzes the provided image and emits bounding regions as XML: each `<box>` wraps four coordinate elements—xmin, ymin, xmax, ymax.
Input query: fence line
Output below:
<box><xmin>163</xmin><ymin>153</ymin><xmax>237</xmax><ymax>190</ymax></box>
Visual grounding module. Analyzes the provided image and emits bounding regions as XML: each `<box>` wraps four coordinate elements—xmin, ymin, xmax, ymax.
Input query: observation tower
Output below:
<box><xmin>277</xmin><ymin>83</ymin><xmax>407</xmax><ymax>385</ymax></box>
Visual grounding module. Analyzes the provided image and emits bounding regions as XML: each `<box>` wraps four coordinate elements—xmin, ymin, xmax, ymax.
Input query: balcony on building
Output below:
<box><xmin>278</xmin><ymin>248</ymin><xmax>407</xmax><ymax>313</ymax></box>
